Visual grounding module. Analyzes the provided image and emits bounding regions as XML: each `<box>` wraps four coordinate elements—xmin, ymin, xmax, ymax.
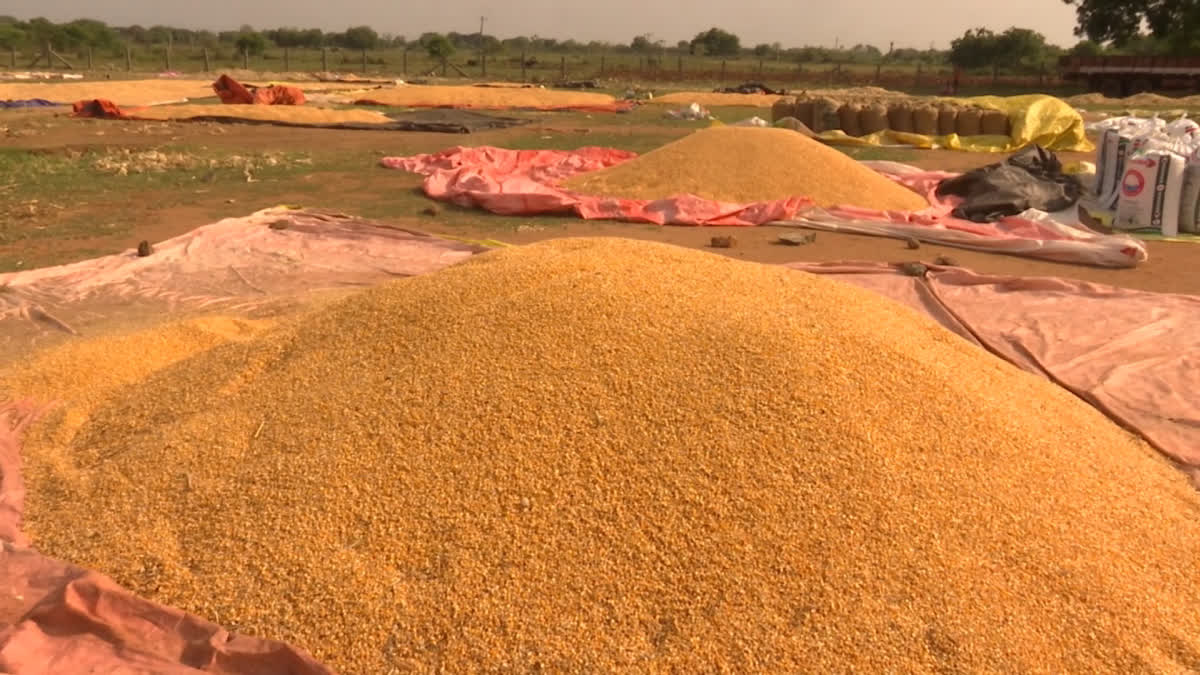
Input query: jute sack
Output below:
<box><xmin>912</xmin><ymin>105</ymin><xmax>938</xmax><ymax>136</ymax></box>
<box><xmin>792</xmin><ymin>98</ymin><xmax>816</xmax><ymax>130</ymax></box>
<box><xmin>956</xmin><ymin>107</ymin><xmax>983</xmax><ymax>136</ymax></box>
<box><xmin>980</xmin><ymin>109</ymin><xmax>1010</xmax><ymax>136</ymax></box>
<box><xmin>887</xmin><ymin>102</ymin><xmax>914</xmax><ymax>133</ymax></box>
<box><xmin>860</xmin><ymin>102</ymin><xmax>889</xmax><ymax>134</ymax></box>
<box><xmin>812</xmin><ymin>96</ymin><xmax>842</xmax><ymax>133</ymax></box>
<box><xmin>838</xmin><ymin>102</ymin><xmax>863</xmax><ymax>137</ymax></box>
<box><xmin>771</xmin><ymin>97</ymin><xmax>796</xmax><ymax>123</ymax></box>
<box><xmin>936</xmin><ymin>104</ymin><xmax>959</xmax><ymax>136</ymax></box>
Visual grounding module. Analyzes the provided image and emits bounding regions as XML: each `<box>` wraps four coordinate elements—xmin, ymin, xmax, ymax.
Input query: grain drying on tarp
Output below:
<box><xmin>562</xmin><ymin>126</ymin><xmax>929</xmax><ymax>210</ymax></box>
<box><xmin>15</xmin><ymin>238</ymin><xmax>1200</xmax><ymax>673</ymax></box>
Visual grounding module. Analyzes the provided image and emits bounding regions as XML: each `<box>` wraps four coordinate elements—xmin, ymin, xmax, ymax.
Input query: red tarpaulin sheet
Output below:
<box><xmin>382</xmin><ymin>148</ymin><xmax>1147</xmax><ymax>267</ymax></box>
<box><xmin>1</xmin><ymin>213</ymin><xmax>1195</xmax><ymax>671</ymax></box>
<box><xmin>213</xmin><ymin>74</ymin><xmax>306</xmax><ymax>105</ymax></box>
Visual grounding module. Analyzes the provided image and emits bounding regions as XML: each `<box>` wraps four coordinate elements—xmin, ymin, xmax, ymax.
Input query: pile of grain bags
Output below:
<box><xmin>771</xmin><ymin>95</ymin><xmax>1008</xmax><ymax>138</ymax></box>
<box><xmin>1092</xmin><ymin>115</ymin><xmax>1200</xmax><ymax>235</ymax></box>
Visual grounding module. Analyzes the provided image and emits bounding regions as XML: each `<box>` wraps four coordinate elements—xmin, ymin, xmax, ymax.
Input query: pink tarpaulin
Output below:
<box><xmin>788</xmin><ymin>260</ymin><xmax>1200</xmax><ymax>484</ymax></box>
<box><xmin>381</xmin><ymin>146</ymin><xmax>813</xmax><ymax>226</ymax></box>
<box><xmin>0</xmin><ymin>208</ymin><xmax>489</xmax><ymax>361</ymax></box>
<box><xmin>382</xmin><ymin>149</ymin><xmax>1147</xmax><ymax>267</ymax></box>
<box><xmin>1</xmin><ymin>213</ymin><xmax>1196</xmax><ymax>671</ymax></box>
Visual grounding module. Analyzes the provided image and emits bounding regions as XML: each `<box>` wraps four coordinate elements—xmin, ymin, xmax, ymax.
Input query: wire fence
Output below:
<box><xmin>5</xmin><ymin>45</ymin><xmax>1073</xmax><ymax>95</ymax></box>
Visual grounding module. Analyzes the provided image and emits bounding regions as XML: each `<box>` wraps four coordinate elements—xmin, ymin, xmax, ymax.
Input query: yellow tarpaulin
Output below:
<box><xmin>812</xmin><ymin>94</ymin><xmax>1093</xmax><ymax>153</ymax></box>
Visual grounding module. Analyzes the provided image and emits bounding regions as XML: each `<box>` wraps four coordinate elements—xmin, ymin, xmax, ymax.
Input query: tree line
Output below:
<box><xmin>0</xmin><ymin>16</ymin><xmax>948</xmax><ymax>67</ymax></box>
<box><xmin>0</xmin><ymin>14</ymin><xmax>1183</xmax><ymax>75</ymax></box>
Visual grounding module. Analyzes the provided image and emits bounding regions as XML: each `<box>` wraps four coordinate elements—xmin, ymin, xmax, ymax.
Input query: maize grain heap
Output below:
<box><xmin>562</xmin><ymin>126</ymin><xmax>930</xmax><ymax>210</ymax></box>
<box><xmin>14</xmin><ymin>238</ymin><xmax>1200</xmax><ymax>673</ymax></box>
<box><xmin>132</xmin><ymin>104</ymin><xmax>395</xmax><ymax>125</ymax></box>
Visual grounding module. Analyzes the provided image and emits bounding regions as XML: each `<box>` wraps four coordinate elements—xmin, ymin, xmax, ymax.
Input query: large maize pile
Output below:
<box><xmin>15</xmin><ymin>238</ymin><xmax>1200</xmax><ymax>673</ymax></box>
<box><xmin>562</xmin><ymin>126</ymin><xmax>929</xmax><ymax>210</ymax></box>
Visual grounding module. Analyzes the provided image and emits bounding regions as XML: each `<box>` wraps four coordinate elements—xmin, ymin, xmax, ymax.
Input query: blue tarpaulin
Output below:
<box><xmin>0</xmin><ymin>99</ymin><xmax>60</xmax><ymax>109</ymax></box>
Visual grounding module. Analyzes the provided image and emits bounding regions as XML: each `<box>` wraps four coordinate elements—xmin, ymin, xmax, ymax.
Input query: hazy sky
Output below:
<box><xmin>8</xmin><ymin>0</ymin><xmax>1082</xmax><ymax>50</ymax></box>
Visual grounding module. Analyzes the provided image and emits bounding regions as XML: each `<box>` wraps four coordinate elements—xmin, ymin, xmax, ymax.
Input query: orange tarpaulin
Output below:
<box><xmin>70</xmin><ymin>99</ymin><xmax>125</xmax><ymax>119</ymax></box>
<box><xmin>213</xmin><ymin>74</ymin><xmax>305</xmax><ymax>105</ymax></box>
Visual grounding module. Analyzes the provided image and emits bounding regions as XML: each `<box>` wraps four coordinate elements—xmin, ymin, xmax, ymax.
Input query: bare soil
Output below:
<box><xmin>2</xmin><ymin>108</ymin><xmax>1196</xmax><ymax>295</ymax></box>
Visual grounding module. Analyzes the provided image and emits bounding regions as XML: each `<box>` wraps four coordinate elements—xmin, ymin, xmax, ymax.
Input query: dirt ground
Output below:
<box><xmin>3</xmin><ymin>107</ymin><xmax>1198</xmax><ymax>295</ymax></box>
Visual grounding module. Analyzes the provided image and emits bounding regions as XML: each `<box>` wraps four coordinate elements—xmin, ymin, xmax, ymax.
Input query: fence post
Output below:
<box><xmin>165</xmin><ymin>45</ymin><xmax>172</xmax><ymax>71</ymax></box>
<box><xmin>321</xmin><ymin>47</ymin><xmax>328</xmax><ymax>72</ymax></box>
<box><xmin>284</xmin><ymin>47</ymin><xmax>289</xmax><ymax>71</ymax></box>
<box><xmin>441</xmin><ymin>58</ymin><xmax>447</xmax><ymax>76</ymax></box>
<box><xmin>402</xmin><ymin>49</ymin><xmax>407</xmax><ymax>75</ymax></box>
<box><xmin>1039</xmin><ymin>62</ymin><xmax>1046</xmax><ymax>87</ymax></box>
<box><xmin>242</xmin><ymin>48</ymin><xmax>248</xmax><ymax>69</ymax></box>
<box><xmin>600</xmin><ymin>54</ymin><xmax>605</xmax><ymax>75</ymax></box>
<box><xmin>560</xmin><ymin>55</ymin><xmax>565</xmax><ymax>79</ymax></box>
<box><xmin>721</xmin><ymin>59</ymin><xmax>726</xmax><ymax>82</ymax></box>
<box><xmin>916</xmin><ymin>62</ymin><xmax>923</xmax><ymax>87</ymax></box>
<box><xmin>639</xmin><ymin>56</ymin><xmax>644</xmax><ymax>71</ymax></box>
<box><xmin>87</xmin><ymin>47</ymin><xmax>93</xmax><ymax>70</ymax></box>
<box><xmin>874</xmin><ymin>62</ymin><xmax>881</xmax><ymax>83</ymax></box>
<box><xmin>521</xmin><ymin>49</ymin><xmax>527</xmax><ymax>82</ymax></box>
<box><xmin>677</xmin><ymin>53</ymin><xmax>682</xmax><ymax>74</ymax></box>
<box><xmin>125</xmin><ymin>45</ymin><xmax>132</xmax><ymax>71</ymax></box>
<box><xmin>203</xmin><ymin>48</ymin><xmax>210</xmax><ymax>72</ymax></box>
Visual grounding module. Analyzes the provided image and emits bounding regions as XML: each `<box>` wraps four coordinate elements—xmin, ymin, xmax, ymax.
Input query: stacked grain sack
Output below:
<box><xmin>770</xmin><ymin>95</ymin><xmax>1010</xmax><ymax>140</ymax></box>
<box><xmin>1093</xmin><ymin>115</ymin><xmax>1200</xmax><ymax>235</ymax></box>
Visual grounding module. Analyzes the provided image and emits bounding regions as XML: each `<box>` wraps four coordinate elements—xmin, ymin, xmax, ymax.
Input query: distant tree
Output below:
<box><xmin>502</xmin><ymin>36</ymin><xmax>530</xmax><ymax>51</ymax></box>
<box><xmin>194</xmin><ymin>30</ymin><xmax>219</xmax><ymax>48</ymax></box>
<box><xmin>340</xmin><ymin>26</ymin><xmax>379</xmax><ymax>50</ymax></box>
<box><xmin>631</xmin><ymin>34</ymin><xmax>654</xmax><ymax>52</ymax></box>
<box><xmin>752</xmin><ymin>43</ymin><xmax>772</xmax><ymax>58</ymax></box>
<box><xmin>848</xmin><ymin>43</ymin><xmax>883</xmax><ymax>61</ymax></box>
<box><xmin>949</xmin><ymin>28</ymin><xmax>1000</xmax><ymax>69</ymax></box>
<box><xmin>0</xmin><ymin>23</ymin><xmax>25</xmax><ymax>49</ymax></box>
<box><xmin>691</xmin><ymin>27</ymin><xmax>740</xmax><ymax>57</ymax></box>
<box><xmin>994</xmin><ymin>27</ymin><xmax>1048</xmax><ymax>70</ymax></box>
<box><xmin>950</xmin><ymin>26</ymin><xmax>1047</xmax><ymax>72</ymax></box>
<box><xmin>481</xmin><ymin>35</ymin><xmax>503</xmax><ymax>55</ymax></box>
<box><xmin>424</xmin><ymin>33</ymin><xmax>455</xmax><ymax>63</ymax></box>
<box><xmin>269</xmin><ymin>27</ymin><xmax>307</xmax><ymax>48</ymax></box>
<box><xmin>1063</xmin><ymin>0</ymin><xmax>1191</xmax><ymax>48</ymax></box>
<box><xmin>124</xmin><ymin>24</ymin><xmax>148</xmax><ymax>44</ymax></box>
<box><xmin>300</xmin><ymin>28</ymin><xmax>324</xmax><ymax>48</ymax></box>
<box><xmin>146</xmin><ymin>25</ymin><xmax>172</xmax><ymax>44</ymax></box>
<box><xmin>61</xmin><ymin>19</ymin><xmax>118</xmax><ymax>50</ymax></box>
<box><xmin>235</xmin><ymin>31</ymin><xmax>267</xmax><ymax>56</ymax></box>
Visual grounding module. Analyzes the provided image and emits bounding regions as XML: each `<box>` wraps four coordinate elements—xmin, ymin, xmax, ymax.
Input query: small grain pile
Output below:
<box><xmin>562</xmin><ymin>126</ymin><xmax>929</xmax><ymax>210</ymax></box>
<box><xmin>0</xmin><ymin>79</ymin><xmax>216</xmax><ymax>106</ymax></box>
<box><xmin>131</xmin><ymin>104</ymin><xmax>394</xmax><ymax>125</ymax></box>
<box><xmin>332</xmin><ymin>84</ymin><xmax>618</xmax><ymax>109</ymax></box>
<box><xmin>650</xmin><ymin>91</ymin><xmax>788</xmax><ymax>107</ymax></box>
<box><xmin>16</xmin><ymin>238</ymin><xmax>1200</xmax><ymax>674</ymax></box>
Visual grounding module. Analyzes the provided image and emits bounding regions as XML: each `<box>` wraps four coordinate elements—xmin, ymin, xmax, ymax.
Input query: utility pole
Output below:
<box><xmin>479</xmin><ymin>16</ymin><xmax>485</xmax><ymax>76</ymax></box>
